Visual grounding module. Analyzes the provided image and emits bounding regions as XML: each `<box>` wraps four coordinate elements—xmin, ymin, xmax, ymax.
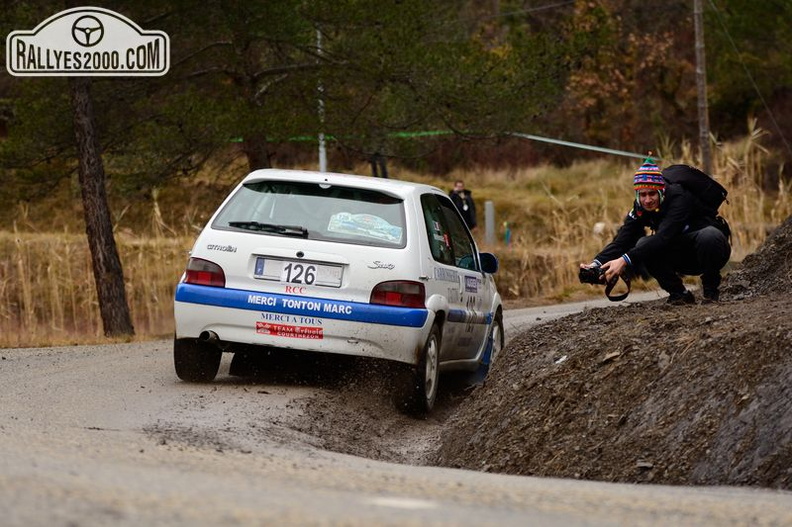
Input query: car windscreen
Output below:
<box><xmin>212</xmin><ymin>180</ymin><xmax>406</xmax><ymax>248</ymax></box>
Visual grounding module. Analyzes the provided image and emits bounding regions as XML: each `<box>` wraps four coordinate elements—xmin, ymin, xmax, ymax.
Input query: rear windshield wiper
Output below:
<box><xmin>228</xmin><ymin>221</ymin><xmax>308</xmax><ymax>238</ymax></box>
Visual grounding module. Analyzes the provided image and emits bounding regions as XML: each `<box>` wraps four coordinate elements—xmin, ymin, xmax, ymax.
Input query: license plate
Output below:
<box><xmin>254</xmin><ymin>257</ymin><xmax>342</xmax><ymax>288</ymax></box>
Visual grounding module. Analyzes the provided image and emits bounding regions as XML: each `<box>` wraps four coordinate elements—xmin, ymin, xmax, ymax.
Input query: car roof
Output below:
<box><xmin>243</xmin><ymin>169</ymin><xmax>446</xmax><ymax>200</ymax></box>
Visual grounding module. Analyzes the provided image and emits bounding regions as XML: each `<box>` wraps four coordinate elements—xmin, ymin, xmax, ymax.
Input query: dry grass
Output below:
<box><xmin>0</xmin><ymin>229</ymin><xmax>192</xmax><ymax>348</ymax></box>
<box><xmin>1</xmin><ymin>132</ymin><xmax>789</xmax><ymax>348</ymax></box>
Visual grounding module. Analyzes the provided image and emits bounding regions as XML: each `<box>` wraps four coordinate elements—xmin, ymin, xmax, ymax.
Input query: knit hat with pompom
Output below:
<box><xmin>633</xmin><ymin>161</ymin><xmax>665</xmax><ymax>191</ymax></box>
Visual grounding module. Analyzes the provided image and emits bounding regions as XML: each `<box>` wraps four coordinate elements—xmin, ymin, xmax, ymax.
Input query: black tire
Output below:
<box><xmin>476</xmin><ymin>310</ymin><xmax>504</xmax><ymax>380</ymax></box>
<box><xmin>174</xmin><ymin>337</ymin><xmax>222</xmax><ymax>382</ymax></box>
<box><xmin>493</xmin><ymin>310</ymin><xmax>505</xmax><ymax>360</ymax></box>
<box><xmin>228</xmin><ymin>351</ymin><xmax>257</xmax><ymax>377</ymax></box>
<box><xmin>395</xmin><ymin>323</ymin><xmax>441</xmax><ymax>416</ymax></box>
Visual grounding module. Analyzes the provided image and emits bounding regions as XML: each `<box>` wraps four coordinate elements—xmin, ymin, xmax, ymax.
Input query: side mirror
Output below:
<box><xmin>480</xmin><ymin>252</ymin><xmax>499</xmax><ymax>274</ymax></box>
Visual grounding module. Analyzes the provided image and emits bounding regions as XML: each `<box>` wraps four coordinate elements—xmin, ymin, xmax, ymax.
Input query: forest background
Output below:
<box><xmin>1</xmin><ymin>0</ymin><xmax>791</xmax><ymax>347</ymax></box>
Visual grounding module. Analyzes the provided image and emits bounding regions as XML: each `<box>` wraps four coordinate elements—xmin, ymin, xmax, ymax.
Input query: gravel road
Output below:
<box><xmin>1</xmin><ymin>309</ymin><xmax>791</xmax><ymax>525</ymax></box>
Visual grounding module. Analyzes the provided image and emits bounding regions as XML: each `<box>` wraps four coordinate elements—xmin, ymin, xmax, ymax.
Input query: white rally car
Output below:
<box><xmin>173</xmin><ymin>169</ymin><xmax>503</xmax><ymax>414</ymax></box>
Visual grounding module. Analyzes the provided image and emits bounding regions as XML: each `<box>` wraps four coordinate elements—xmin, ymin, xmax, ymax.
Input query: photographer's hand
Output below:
<box><xmin>601</xmin><ymin>258</ymin><xmax>627</xmax><ymax>283</ymax></box>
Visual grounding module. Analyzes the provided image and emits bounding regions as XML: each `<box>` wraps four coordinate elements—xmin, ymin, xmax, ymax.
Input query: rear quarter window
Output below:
<box><xmin>421</xmin><ymin>193</ymin><xmax>479</xmax><ymax>271</ymax></box>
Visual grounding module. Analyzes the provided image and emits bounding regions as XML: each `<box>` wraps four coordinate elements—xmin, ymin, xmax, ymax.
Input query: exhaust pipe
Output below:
<box><xmin>199</xmin><ymin>330</ymin><xmax>219</xmax><ymax>344</ymax></box>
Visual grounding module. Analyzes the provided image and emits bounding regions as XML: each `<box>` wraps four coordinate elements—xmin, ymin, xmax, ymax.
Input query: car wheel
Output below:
<box><xmin>470</xmin><ymin>310</ymin><xmax>504</xmax><ymax>384</ymax></box>
<box><xmin>395</xmin><ymin>323</ymin><xmax>441</xmax><ymax>416</ymax></box>
<box><xmin>488</xmin><ymin>310</ymin><xmax>505</xmax><ymax>366</ymax></box>
<box><xmin>174</xmin><ymin>337</ymin><xmax>222</xmax><ymax>382</ymax></box>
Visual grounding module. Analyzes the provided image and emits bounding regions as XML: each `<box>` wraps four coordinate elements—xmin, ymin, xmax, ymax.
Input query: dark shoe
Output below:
<box><xmin>667</xmin><ymin>290</ymin><xmax>696</xmax><ymax>305</ymax></box>
<box><xmin>702</xmin><ymin>289</ymin><xmax>720</xmax><ymax>304</ymax></box>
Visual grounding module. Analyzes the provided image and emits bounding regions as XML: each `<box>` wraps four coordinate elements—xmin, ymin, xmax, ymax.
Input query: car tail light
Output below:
<box><xmin>184</xmin><ymin>257</ymin><xmax>226</xmax><ymax>287</ymax></box>
<box><xmin>370</xmin><ymin>281</ymin><xmax>425</xmax><ymax>308</ymax></box>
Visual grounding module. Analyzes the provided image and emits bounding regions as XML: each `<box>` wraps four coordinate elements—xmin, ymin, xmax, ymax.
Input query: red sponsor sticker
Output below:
<box><xmin>256</xmin><ymin>321</ymin><xmax>323</xmax><ymax>339</ymax></box>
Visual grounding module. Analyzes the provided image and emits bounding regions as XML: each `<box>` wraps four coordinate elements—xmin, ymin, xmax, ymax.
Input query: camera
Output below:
<box><xmin>579</xmin><ymin>266</ymin><xmax>606</xmax><ymax>285</ymax></box>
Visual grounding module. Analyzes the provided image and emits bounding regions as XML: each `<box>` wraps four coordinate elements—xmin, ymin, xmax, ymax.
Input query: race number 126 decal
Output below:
<box><xmin>283</xmin><ymin>263</ymin><xmax>317</xmax><ymax>284</ymax></box>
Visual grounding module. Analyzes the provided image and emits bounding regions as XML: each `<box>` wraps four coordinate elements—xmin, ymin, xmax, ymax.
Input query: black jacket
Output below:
<box><xmin>595</xmin><ymin>184</ymin><xmax>715</xmax><ymax>266</ymax></box>
<box><xmin>449</xmin><ymin>190</ymin><xmax>477</xmax><ymax>229</ymax></box>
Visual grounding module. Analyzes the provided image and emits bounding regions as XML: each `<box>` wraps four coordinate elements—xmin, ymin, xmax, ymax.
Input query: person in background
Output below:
<box><xmin>449</xmin><ymin>180</ymin><xmax>477</xmax><ymax>231</ymax></box>
<box><xmin>370</xmin><ymin>152</ymin><xmax>388</xmax><ymax>178</ymax></box>
<box><xmin>580</xmin><ymin>160</ymin><xmax>731</xmax><ymax>304</ymax></box>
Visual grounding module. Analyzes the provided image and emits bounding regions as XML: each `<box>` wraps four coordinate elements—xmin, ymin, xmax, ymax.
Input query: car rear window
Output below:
<box><xmin>212</xmin><ymin>180</ymin><xmax>406</xmax><ymax>248</ymax></box>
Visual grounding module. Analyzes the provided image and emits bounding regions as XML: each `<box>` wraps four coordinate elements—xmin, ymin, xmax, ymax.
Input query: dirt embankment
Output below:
<box><xmin>433</xmin><ymin>216</ymin><xmax>792</xmax><ymax>490</ymax></box>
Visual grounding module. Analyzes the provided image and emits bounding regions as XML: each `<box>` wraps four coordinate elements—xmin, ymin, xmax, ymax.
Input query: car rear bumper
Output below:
<box><xmin>174</xmin><ymin>283</ymin><xmax>430</xmax><ymax>365</ymax></box>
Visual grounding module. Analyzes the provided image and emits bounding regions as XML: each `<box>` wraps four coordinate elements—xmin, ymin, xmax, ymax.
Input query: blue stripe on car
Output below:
<box><xmin>175</xmin><ymin>283</ymin><xmax>428</xmax><ymax>328</ymax></box>
<box><xmin>447</xmin><ymin>309</ymin><xmax>493</xmax><ymax>325</ymax></box>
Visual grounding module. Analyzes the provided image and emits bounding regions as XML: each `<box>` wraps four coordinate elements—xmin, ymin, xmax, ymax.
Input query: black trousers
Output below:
<box><xmin>636</xmin><ymin>226</ymin><xmax>731</xmax><ymax>296</ymax></box>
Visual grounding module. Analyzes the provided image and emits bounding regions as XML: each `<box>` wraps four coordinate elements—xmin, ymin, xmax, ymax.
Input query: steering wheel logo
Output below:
<box><xmin>71</xmin><ymin>15</ymin><xmax>104</xmax><ymax>47</ymax></box>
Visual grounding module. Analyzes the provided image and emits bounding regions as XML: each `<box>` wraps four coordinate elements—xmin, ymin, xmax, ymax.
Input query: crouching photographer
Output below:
<box><xmin>579</xmin><ymin>159</ymin><xmax>731</xmax><ymax>305</ymax></box>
